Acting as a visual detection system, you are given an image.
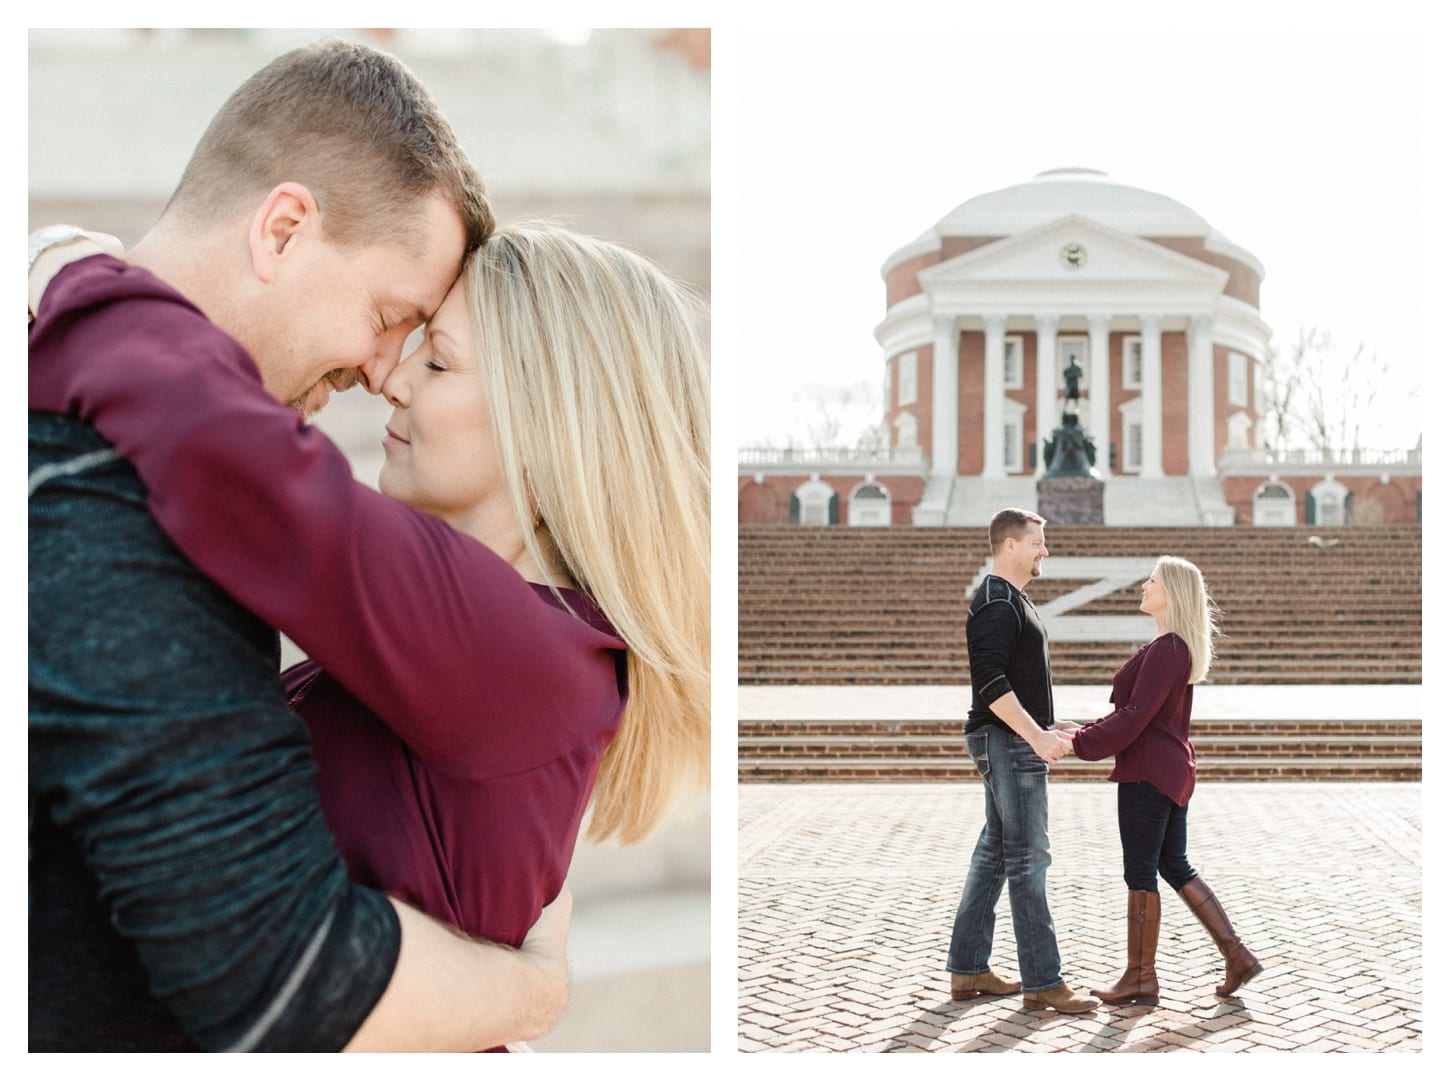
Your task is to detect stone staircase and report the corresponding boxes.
[942,475,1230,526]
[738,524,1421,686]
[737,524,1421,783]
[737,715,1421,783]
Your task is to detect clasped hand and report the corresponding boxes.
[1035,720,1081,763]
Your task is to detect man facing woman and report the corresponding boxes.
[30,220,709,959]
[32,211,706,1060]
[1070,556,1263,1006]
[32,39,707,1051]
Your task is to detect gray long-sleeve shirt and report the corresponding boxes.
[29,410,399,1045]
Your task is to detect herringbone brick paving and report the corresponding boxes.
[738,781,1421,1052]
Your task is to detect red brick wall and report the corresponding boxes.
[1220,474,1422,525]
[883,237,1002,307]
[1147,236,1261,309]
[1108,332,1127,472]
[1214,346,1261,455]
[1018,332,1038,468]
[958,331,984,474]
[1161,331,1188,475]
[917,348,934,462]
[884,351,923,456]
[738,477,791,524]
[884,250,941,308]
[941,236,1002,262]
[737,475,927,525]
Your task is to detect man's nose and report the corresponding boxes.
[355,343,406,395]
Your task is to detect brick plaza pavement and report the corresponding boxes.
[738,781,1421,1053]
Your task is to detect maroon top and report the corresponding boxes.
[29,256,628,946]
[1072,632,1197,806]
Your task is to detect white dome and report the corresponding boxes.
[933,168,1209,237]
[888,167,1261,281]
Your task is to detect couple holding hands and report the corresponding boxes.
[946,508,1263,1013]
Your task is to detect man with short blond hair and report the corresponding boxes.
[943,508,1098,1013]
[30,40,561,1052]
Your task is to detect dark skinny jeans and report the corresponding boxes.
[1117,780,1198,893]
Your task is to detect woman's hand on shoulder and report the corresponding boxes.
[29,226,125,322]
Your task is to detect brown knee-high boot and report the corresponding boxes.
[1093,890,1160,1006]
[1177,876,1262,996]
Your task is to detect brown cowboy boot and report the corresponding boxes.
[1093,890,1160,1006]
[1021,982,1099,1013]
[950,969,1022,1000]
[1178,876,1263,996]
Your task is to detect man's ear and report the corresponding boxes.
[247,183,321,284]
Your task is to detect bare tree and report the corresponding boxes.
[1257,325,1320,455]
[1302,339,1387,458]
[1259,324,1408,457]
[791,379,882,450]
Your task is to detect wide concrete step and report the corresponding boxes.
[738,661,1423,683]
[740,717,1419,766]
[736,686,1422,782]
[737,757,1423,782]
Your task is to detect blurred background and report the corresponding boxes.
[28,26,711,1052]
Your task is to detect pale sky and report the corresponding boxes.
[734,30,1429,452]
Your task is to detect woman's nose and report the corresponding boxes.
[380,349,420,407]
[380,368,409,408]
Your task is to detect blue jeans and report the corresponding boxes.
[1117,781,1198,892]
[946,725,1063,992]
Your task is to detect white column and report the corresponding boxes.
[1087,314,1111,461]
[1188,314,1216,476]
[1034,314,1059,476]
[931,315,959,478]
[1138,313,1164,478]
[982,314,1007,478]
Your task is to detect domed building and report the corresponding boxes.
[739,168,1421,527]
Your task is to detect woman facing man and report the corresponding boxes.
[29,222,709,1047]
[1070,556,1264,1006]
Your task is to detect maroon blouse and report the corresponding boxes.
[29,256,628,946]
[1071,632,1197,806]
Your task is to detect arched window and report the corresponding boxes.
[1252,480,1296,526]
[848,480,892,527]
[1308,478,1350,527]
[791,479,838,526]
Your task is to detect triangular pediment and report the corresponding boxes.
[918,214,1229,292]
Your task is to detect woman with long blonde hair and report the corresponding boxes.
[1069,557,1262,1006]
[465,227,710,843]
[28,223,709,1045]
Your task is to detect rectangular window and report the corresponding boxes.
[897,350,917,406]
[1123,337,1143,389]
[1126,422,1143,471]
[1004,420,1022,472]
[1003,336,1024,390]
[1228,351,1247,407]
